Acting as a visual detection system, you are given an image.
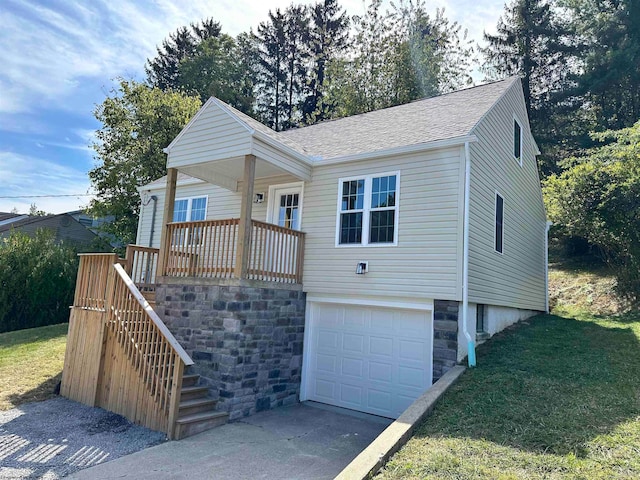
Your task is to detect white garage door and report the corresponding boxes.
[303,302,433,418]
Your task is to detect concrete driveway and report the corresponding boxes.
[66,402,392,480]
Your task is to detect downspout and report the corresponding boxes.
[545,220,552,313]
[463,142,476,367]
[148,195,158,248]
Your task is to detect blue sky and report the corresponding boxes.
[0,0,503,214]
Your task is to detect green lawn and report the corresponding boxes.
[378,308,640,479]
[0,323,68,410]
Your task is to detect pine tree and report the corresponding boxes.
[482,0,573,176]
[145,19,222,91]
[302,0,350,123]
[254,10,287,130]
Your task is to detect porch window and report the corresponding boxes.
[172,196,208,245]
[173,196,207,222]
[337,173,399,246]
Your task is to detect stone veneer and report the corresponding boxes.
[156,278,306,421]
[432,299,459,382]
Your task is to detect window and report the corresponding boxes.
[476,304,486,333]
[495,193,504,253]
[337,173,399,246]
[513,118,522,164]
[172,196,207,245]
[173,196,207,222]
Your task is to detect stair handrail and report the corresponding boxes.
[112,263,193,367]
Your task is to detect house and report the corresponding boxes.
[0,212,98,246]
[60,77,548,439]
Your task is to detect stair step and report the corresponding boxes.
[174,411,229,440]
[182,374,200,387]
[179,397,218,417]
[180,386,210,401]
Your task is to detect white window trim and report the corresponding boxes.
[334,171,400,247]
[265,181,305,230]
[513,115,523,166]
[173,195,208,222]
[494,191,504,255]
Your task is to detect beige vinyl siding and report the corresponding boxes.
[136,174,299,248]
[252,139,311,181]
[301,147,463,301]
[467,81,547,311]
[167,104,252,169]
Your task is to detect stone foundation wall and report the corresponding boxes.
[156,279,306,421]
[433,299,459,382]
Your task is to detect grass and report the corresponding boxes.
[548,256,626,315]
[0,323,68,410]
[378,308,640,479]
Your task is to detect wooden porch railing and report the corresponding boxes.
[248,220,305,284]
[160,218,304,284]
[61,254,193,439]
[124,245,159,292]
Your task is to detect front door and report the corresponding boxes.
[268,184,303,230]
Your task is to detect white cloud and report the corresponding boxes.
[0,152,94,214]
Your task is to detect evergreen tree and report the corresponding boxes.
[482,0,573,176]
[283,4,310,128]
[565,0,640,131]
[146,19,222,91]
[254,9,288,130]
[178,34,256,114]
[302,0,350,123]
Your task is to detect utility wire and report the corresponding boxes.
[0,194,93,199]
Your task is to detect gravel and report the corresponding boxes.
[0,397,166,479]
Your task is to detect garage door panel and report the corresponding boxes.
[341,357,364,377]
[305,302,433,419]
[368,361,392,383]
[399,339,427,361]
[369,336,393,357]
[343,333,364,353]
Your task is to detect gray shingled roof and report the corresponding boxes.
[277,77,518,159]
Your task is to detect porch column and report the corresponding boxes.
[157,167,178,276]
[235,155,256,279]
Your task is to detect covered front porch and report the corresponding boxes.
[155,150,308,285]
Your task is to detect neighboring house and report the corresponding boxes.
[125,76,548,422]
[0,213,98,246]
[68,210,120,247]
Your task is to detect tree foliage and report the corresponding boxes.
[0,230,79,333]
[88,79,201,244]
[177,34,255,112]
[325,0,473,118]
[544,121,640,300]
[146,19,222,90]
[482,0,574,176]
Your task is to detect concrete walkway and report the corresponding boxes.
[66,403,392,480]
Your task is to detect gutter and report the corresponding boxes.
[462,142,476,367]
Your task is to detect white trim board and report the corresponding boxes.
[305,295,434,311]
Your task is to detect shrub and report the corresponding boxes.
[544,120,640,301]
[0,229,80,333]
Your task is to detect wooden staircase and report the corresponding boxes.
[175,373,228,439]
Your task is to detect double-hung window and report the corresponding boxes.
[173,196,207,245]
[337,173,399,246]
[173,196,207,222]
